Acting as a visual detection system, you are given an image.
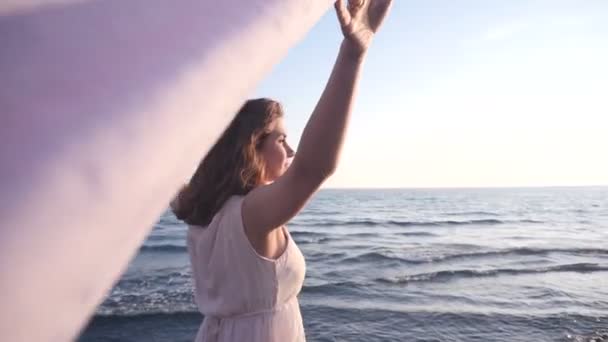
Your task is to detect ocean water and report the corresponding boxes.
[79,187,608,341]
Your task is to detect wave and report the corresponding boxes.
[291,231,335,245]
[140,244,186,253]
[92,310,202,323]
[296,237,335,245]
[138,241,608,264]
[87,307,608,342]
[294,231,436,241]
[92,302,608,323]
[342,252,420,264]
[302,281,363,295]
[376,263,608,285]
[570,330,608,342]
[306,252,348,262]
[446,211,500,216]
[349,232,381,238]
[432,247,608,263]
[297,210,343,216]
[290,231,326,238]
[397,232,437,237]
[308,247,608,265]
[519,219,544,224]
[291,218,541,228]
[146,235,172,242]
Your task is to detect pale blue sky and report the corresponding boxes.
[254,0,608,188]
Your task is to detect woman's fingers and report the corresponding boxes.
[368,0,393,32]
[334,0,351,30]
[347,0,364,10]
[337,0,393,38]
[347,0,366,17]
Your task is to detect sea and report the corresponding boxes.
[79,187,608,341]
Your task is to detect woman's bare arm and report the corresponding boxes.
[244,0,393,234]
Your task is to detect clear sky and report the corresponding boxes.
[254,0,608,188]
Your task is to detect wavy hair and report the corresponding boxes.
[171,98,283,226]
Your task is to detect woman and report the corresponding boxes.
[172,0,392,340]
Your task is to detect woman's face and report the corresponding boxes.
[259,117,295,183]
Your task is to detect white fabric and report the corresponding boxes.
[0,0,332,340]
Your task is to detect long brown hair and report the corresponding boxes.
[172,98,283,226]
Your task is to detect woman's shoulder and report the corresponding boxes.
[227,193,246,203]
[205,195,246,227]
[222,194,245,212]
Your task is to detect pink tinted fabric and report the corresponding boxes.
[0,1,332,339]
[187,195,307,342]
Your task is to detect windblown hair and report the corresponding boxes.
[171,98,283,226]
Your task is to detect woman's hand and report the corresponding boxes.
[335,0,393,58]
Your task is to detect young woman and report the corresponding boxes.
[172,1,392,340]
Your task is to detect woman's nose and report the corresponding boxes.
[286,144,295,158]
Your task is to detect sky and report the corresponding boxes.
[254,0,608,188]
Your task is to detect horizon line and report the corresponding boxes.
[322,184,608,190]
